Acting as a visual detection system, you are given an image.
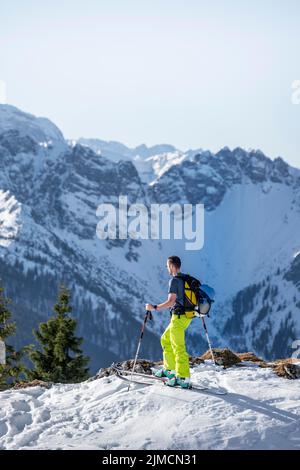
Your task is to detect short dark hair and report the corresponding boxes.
[167,256,181,269]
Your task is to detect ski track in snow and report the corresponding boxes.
[0,362,300,450]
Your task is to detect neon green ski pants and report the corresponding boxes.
[161,314,192,378]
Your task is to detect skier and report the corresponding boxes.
[145,255,192,389]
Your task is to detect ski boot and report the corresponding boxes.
[165,376,192,389]
[154,368,176,379]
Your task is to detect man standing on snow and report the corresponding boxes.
[145,255,192,389]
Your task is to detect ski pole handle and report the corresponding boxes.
[140,310,151,339]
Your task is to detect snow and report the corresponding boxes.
[0,104,65,143]
[133,151,187,184]
[0,190,21,247]
[0,363,299,450]
[75,139,178,164]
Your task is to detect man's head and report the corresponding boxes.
[167,255,181,275]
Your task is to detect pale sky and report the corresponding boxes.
[1,0,300,167]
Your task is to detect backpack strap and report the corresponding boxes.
[175,273,186,309]
[170,273,186,318]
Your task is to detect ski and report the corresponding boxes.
[114,370,157,387]
[111,364,182,385]
[112,365,228,395]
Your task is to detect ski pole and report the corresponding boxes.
[200,314,217,369]
[127,310,152,391]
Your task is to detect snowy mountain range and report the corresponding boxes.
[0,104,300,372]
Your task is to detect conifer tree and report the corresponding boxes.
[30,285,89,383]
[0,285,29,390]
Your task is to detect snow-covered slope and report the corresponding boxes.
[1,362,300,450]
[0,104,300,371]
[0,104,64,144]
[0,190,21,247]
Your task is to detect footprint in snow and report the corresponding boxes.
[9,411,33,433]
[35,408,51,424]
[0,421,8,438]
[11,400,31,412]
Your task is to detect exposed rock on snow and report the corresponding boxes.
[201,348,242,368]
[13,380,53,390]
[237,352,268,367]
[189,355,205,365]
[270,359,300,380]
[95,358,163,379]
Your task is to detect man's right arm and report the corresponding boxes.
[155,293,176,311]
[145,278,178,311]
